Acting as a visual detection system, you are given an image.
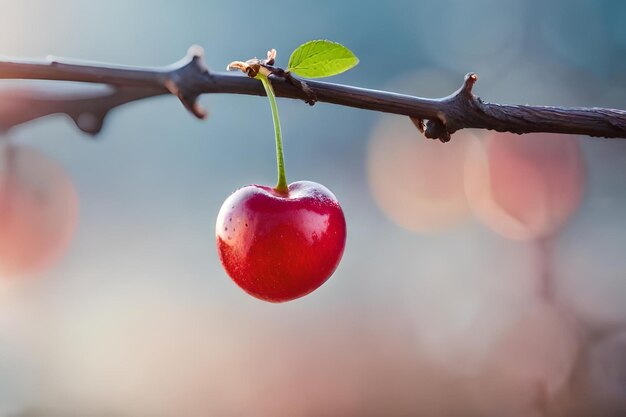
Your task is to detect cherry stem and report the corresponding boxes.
[257,73,288,193]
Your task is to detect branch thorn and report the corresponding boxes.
[462,72,478,95]
[410,117,425,133]
[74,111,105,135]
[165,46,212,120]
[424,119,451,143]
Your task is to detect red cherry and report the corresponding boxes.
[216,181,346,303]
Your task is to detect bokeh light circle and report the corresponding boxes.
[464,133,585,241]
[0,144,78,277]
[368,117,477,233]
[484,302,580,396]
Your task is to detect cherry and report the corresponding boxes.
[216,181,346,302]
[218,55,346,302]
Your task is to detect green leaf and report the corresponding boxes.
[287,40,359,79]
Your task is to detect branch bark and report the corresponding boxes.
[0,46,624,142]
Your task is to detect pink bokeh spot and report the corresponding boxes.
[0,145,79,278]
[368,118,477,233]
[465,133,586,241]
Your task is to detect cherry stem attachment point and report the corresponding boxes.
[256,73,288,193]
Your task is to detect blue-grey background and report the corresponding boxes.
[0,0,625,415]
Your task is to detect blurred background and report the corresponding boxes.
[0,0,625,415]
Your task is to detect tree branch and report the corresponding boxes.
[0,86,163,134]
[0,46,624,142]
